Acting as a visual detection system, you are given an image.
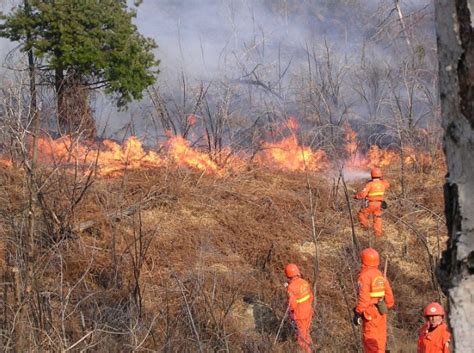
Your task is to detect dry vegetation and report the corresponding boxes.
[0,154,447,352]
[0,1,446,351]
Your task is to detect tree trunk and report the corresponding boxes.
[55,69,96,138]
[435,0,474,351]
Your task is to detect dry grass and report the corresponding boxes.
[0,161,447,352]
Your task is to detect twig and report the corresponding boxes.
[339,170,361,255]
[385,211,440,293]
[273,305,289,345]
[336,271,361,352]
[172,274,204,353]
[73,193,159,232]
[64,330,94,352]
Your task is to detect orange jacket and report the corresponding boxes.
[417,322,451,353]
[287,277,314,320]
[355,266,394,318]
[355,178,390,202]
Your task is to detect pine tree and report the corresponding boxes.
[0,0,159,136]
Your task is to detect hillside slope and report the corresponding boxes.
[0,161,446,352]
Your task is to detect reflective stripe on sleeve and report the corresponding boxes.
[296,294,311,303]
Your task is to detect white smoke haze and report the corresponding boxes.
[136,0,365,81]
[341,167,371,182]
[0,0,437,146]
[130,0,437,136]
[134,0,433,78]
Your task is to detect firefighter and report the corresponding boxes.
[354,167,390,237]
[285,263,314,352]
[353,248,395,353]
[417,302,451,352]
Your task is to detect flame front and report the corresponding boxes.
[96,137,164,176]
[344,124,359,160]
[258,135,326,171]
[0,118,441,177]
[256,118,327,172]
[167,136,222,175]
[32,136,164,176]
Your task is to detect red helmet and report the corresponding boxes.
[424,302,445,316]
[284,263,301,278]
[360,248,380,267]
[371,167,382,178]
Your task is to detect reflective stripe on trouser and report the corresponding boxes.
[362,311,387,353]
[357,202,383,237]
[294,317,313,353]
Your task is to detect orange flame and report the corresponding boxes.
[96,137,164,176]
[344,124,359,158]
[366,145,398,168]
[351,145,436,171]
[0,119,442,177]
[0,158,12,167]
[167,136,222,175]
[254,118,327,171]
[34,136,164,176]
[402,147,436,170]
[187,114,197,125]
[256,135,326,172]
[287,117,299,131]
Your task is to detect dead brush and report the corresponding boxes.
[0,152,448,351]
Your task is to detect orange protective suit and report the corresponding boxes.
[355,178,390,237]
[287,277,314,352]
[355,265,395,353]
[417,322,451,353]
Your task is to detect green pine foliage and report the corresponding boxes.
[0,0,159,108]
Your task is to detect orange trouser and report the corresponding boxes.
[294,317,313,352]
[362,311,387,353]
[357,201,383,237]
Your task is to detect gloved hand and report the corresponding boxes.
[352,309,362,326]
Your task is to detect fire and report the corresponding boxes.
[366,145,398,168]
[33,136,164,176]
[0,118,442,177]
[344,124,359,159]
[348,144,437,171]
[167,136,222,175]
[96,137,164,176]
[402,147,436,170]
[187,114,197,125]
[0,158,12,167]
[1,134,229,176]
[255,119,327,171]
[257,136,326,171]
[342,127,400,169]
[36,136,74,161]
[287,116,299,131]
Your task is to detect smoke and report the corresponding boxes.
[135,0,368,81]
[0,0,436,141]
[134,0,433,80]
[341,167,371,182]
[106,0,439,139]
